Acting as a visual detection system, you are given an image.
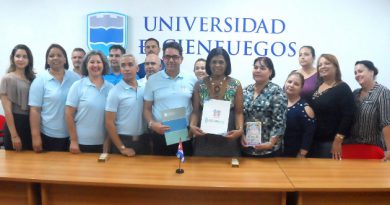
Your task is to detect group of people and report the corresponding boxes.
[1,40,389,161]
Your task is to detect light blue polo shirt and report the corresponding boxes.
[29,70,80,138]
[66,77,113,145]
[105,80,145,136]
[143,70,196,123]
[103,72,123,85]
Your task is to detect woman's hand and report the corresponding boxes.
[32,134,43,153]
[189,125,205,137]
[69,140,81,154]
[120,147,136,157]
[241,135,248,147]
[297,149,308,158]
[226,129,243,139]
[332,135,343,160]
[11,136,22,151]
[383,151,390,162]
[254,142,274,151]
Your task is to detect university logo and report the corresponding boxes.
[87,12,128,56]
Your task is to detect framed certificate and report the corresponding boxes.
[245,122,262,146]
[200,99,231,135]
[161,107,189,145]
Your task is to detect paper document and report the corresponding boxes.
[162,107,189,145]
[200,99,231,135]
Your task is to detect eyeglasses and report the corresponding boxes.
[163,55,181,61]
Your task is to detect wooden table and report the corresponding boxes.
[0,150,292,205]
[277,158,390,205]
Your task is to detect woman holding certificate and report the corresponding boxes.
[242,57,287,157]
[189,47,244,157]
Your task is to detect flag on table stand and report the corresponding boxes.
[176,139,185,174]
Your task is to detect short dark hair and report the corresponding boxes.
[253,57,275,80]
[145,38,160,48]
[72,47,86,55]
[355,60,378,76]
[163,41,183,57]
[205,47,231,76]
[45,44,69,70]
[109,45,126,54]
[81,50,110,76]
[300,46,316,58]
[8,44,35,81]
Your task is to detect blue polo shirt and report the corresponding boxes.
[103,72,122,85]
[143,70,196,123]
[105,80,145,136]
[29,70,80,138]
[66,78,113,145]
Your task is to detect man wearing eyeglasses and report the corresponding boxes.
[137,38,166,79]
[143,41,195,156]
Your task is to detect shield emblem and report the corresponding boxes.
[87,12,128,56]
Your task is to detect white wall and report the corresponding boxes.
[1,0,389,114]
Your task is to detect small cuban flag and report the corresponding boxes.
[176,138,185,163]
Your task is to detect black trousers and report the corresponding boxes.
[79,144,103,153]
[4,113,32,151]
[41,133,69,152]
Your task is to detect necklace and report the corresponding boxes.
[312,81,337,99]
[209,76,226,97]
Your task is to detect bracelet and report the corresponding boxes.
[335,134,344,140]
